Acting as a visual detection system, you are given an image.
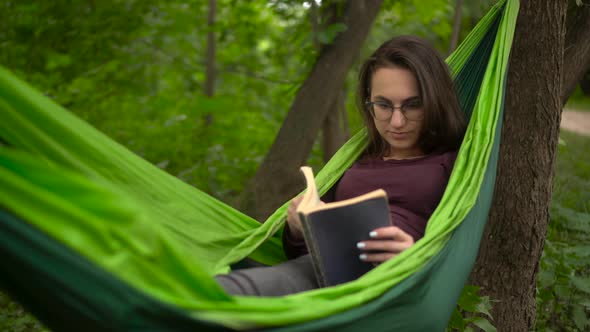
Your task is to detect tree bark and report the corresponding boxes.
[309,0,321,51]
[317,1,350,163]
[448,0,463,55]
[238,0,382,220]
[469,1,569,330]
[321,88,348,162]
[561,1,590,104]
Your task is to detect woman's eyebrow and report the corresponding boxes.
[373,95,421,103]
[403,96,422,103]
[373,95,390,103]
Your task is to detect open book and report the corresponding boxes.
[296,166,391,287]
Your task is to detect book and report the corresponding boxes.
[296,166,391,287]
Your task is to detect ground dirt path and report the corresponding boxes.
[561,110,590,136]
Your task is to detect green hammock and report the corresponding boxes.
[0,0,518,331]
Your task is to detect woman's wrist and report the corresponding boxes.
[285,222,304,241]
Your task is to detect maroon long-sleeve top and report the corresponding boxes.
[283,150,458,259]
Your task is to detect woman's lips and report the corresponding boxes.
[388,131,409,139]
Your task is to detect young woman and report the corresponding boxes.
[216,35,466,296]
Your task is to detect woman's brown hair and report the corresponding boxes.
[357,35,466,157]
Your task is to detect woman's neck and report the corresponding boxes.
[383,148,425,161]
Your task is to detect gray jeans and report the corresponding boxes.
[215,254,319,296]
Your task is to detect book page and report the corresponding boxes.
[297,166,388,215]
[297,166,321,212]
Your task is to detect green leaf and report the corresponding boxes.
[554,284,573,298]
[552,205,590,232]
[564,245,590,257]
[572,305,588,330]
[45,53,72,71]
[571,276,590,294]
[457,285,481,312]
[538,269,555,287]
[471,317,497,332]
[475,296,493,318]
[102,60,121,73]
[447,307,465,330]
[317,23,347,44]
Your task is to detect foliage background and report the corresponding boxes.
[0,0,588,331]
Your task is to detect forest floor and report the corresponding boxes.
[561,109,590,136]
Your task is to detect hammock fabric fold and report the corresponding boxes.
[0,0,518,331]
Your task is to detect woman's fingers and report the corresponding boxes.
[357,239,410,252]
[357,226,415,263]
[369,226,413,242]
[359,252,396,263]
[288,196,302,212]
[287,196,303,217]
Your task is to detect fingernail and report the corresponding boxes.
[357,242,366,249]
[359,254,367,260]
[369,231,378,238]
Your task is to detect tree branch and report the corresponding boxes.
[238,0,383,220]
[561,0,590,103]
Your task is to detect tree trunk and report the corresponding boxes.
[316,1,350,163]
[448,0,463,55]
[469,1,571,330]
[309,0,321,51]
[321,88,348,162]
[561,1,590,104]
[238,0,383,220]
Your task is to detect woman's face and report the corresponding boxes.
[369,66,424,159]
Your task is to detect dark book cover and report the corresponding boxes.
[297,167,391,287]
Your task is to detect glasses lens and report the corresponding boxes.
[368,101,424,121]
[401,102,424,120]
[371,103,392,121]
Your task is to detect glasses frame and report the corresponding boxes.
[365,100,424,122]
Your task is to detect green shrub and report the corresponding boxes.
[536,131,590,331]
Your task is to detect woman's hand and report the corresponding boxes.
[286,196,325,241]
[286,196,305,240]
[357,226,415,263]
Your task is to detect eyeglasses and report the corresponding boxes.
[365,99,424,121]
